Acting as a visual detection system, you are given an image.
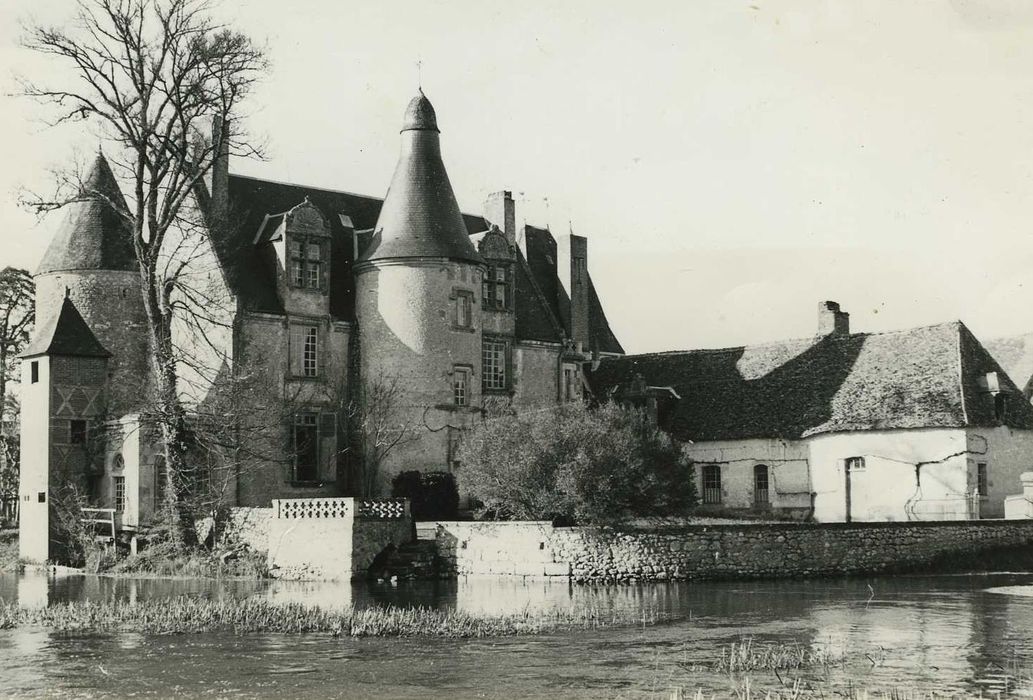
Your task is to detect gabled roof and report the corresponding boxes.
[21,296,110,359]
[588,321,1033,442]
[224,174,489,319]
[37,153,136,275]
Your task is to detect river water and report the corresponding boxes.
[1,571,1033,698]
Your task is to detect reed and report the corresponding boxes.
[713,639,845,672]
[0,597,664,637]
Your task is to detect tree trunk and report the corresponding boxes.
[144,281,198,550]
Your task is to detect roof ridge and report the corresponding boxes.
[230,172,487,224]
[615,320,965,360]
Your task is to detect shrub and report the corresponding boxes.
[456,402,697,527]
[391,470,460,520]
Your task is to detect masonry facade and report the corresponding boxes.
[589,302,1033,523]
[18,91,623,561]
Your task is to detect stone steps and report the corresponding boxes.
[370,540,445,581]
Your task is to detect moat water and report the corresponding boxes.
[1,571,1033,698]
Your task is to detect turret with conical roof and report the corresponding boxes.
[33,152,150,417]
[359,90,483,266]
[38,152,136,275]
[354,91,485,491]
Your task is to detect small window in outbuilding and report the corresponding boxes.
[846,457,866,472]
[114,476,127,512]
[702,465,722,504]
[977,462,989,497]
[30,361,39,384]
[994,394,1008,423]
[754,464,769,505]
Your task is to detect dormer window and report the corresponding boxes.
[289,239,325,291]
[483,264,510,311]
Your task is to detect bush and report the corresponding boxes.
[456,402,697,527]
[391,470,460,520]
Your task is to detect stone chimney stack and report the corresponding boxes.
[570,234,590,350]
[484,191,516,247]
[818,301,850,336]
[210,115,230,227]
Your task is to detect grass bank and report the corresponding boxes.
[0,597,664,637]
[104,540,268,579]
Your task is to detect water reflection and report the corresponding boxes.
[2,572,1033,698]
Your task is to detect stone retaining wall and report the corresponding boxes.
[434,519,1033,582]
[268,498,411,580]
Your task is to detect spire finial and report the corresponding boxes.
[64,286,71,299]
[416,57,423,91]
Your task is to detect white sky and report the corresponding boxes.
[3,0,1033,354]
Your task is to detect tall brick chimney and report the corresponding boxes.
[210,115,230,227]
[818,301,850,336]
[570,234,590,350]
[484,191,516,247]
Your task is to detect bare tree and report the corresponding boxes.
[19,0,267,549]
[0,268,34,496]
[346,374,420,497]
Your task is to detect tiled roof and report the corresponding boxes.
[588,321,1033,442]
[37,153,136,275]
[225,174,489,319]
[22,296,110,358]
[359,92,484,266]
[984,332,1033,396]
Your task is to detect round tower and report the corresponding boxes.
[35,153,150,417]
[354,91,485,489]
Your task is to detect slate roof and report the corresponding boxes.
[588,321,1033,442]
[359,92,484,266]
[522,224,623,354]
[37,153,136,275]
[22,296,110,358]
[402,90,439,132]
[985,332,1033,397]
[224,174,490,319]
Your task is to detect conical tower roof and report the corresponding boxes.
[359,91,483,265]
[37,153,137,275]
[21,295,110,358]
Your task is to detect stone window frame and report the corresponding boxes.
[482,263,511,311]
[292,411,320,484]
[288,236,328,292]
[452,365,473,407]
[481,336,510,392]
[976,462,989,498]
[289,323,321,379]
[452,288,475,331]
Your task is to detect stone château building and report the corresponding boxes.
[18,91,623,561]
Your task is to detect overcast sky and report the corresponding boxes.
[3,0,1033,354]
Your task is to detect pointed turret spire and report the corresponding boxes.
[359,91,483,265]
[37,152,136,275]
